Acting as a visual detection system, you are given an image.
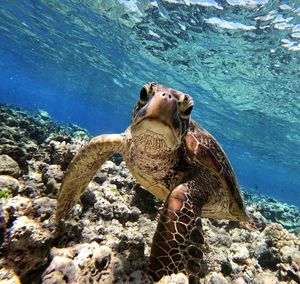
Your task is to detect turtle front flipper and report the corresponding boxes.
[148,182,208,284]
[56,134,124,221]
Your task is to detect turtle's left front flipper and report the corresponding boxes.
[56,134,123,221]
[147,181,209,284]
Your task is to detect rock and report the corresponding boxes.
[255,223,300,270]
[110,154,123,166]
[42,164,64,183]
[232,277,247,284]
[8,215,52,249]
[33,197,57,221]
[210,226,232,247]
[122,271,153,283]
[3,196,32,218]
[80,186,97,209]
[93,196,114,220]
[42,243,114,283]
[280,245,300,265]
[115,228,144,252]
[0,155,20,178]
[0,205,8,230]
[73,130,90,140]
[231,244,250,265]
[45,178,60,196]
[246,205,268,230]
[157,273,188,284]
[49,140,71,167]
[293,251,300,266]
[24,140,38,152]
[257,249,280,270]
[277,262,300,283]
[111,176,128,189]
[93,171,107,184]
[43,256,78,283]
[253,272,279,284]
[264,223,298,249]
[26,171,43,183]
[37,109,50,120]
[101,160,119,175]
[3,215,53,278]
[220,260,233,276]
[19,183,38,198]
[0,175,20,196]
[209,272,229,284]
[114,203,141,223]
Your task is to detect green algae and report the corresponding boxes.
[0,188,13,199]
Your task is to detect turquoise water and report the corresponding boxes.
[0,0,299,206]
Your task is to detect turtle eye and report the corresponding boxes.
[139,87,148,102]
[183,105,193,116]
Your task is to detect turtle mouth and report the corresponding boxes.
[131,118,180,150]
[131,91,182,149]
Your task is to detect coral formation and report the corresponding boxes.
[0,104,299,283]
[243,190,300,234]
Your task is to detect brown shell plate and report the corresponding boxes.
[184,120,249,222]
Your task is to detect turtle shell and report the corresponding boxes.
[185,120,250,222]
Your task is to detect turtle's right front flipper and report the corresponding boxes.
[56,134,123,221]
[148,181,209,284]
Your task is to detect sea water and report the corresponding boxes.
[0,0,299,207]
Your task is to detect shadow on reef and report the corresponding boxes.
[131,185,163,217]
[0,104,300,283]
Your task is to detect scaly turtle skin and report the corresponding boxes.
[56,82,250,283]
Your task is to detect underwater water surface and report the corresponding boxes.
[0,0,299,206]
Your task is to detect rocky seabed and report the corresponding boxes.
[0,104,299,284]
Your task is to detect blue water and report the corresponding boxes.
[0,0,299,206]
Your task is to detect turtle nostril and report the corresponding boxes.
[161,93,172,100]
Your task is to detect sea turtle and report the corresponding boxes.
[56,82,250,283]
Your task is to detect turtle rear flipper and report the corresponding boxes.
[56,134,123,221]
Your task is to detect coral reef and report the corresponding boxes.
[0,104,299,283]
[243,190,300,234]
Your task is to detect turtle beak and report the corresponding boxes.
[132,92,182,148]
[146,93,179,125]
[135,92,181,132]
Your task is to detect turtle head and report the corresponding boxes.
[131,82,194,150]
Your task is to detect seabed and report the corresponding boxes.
[0,104,299,283]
